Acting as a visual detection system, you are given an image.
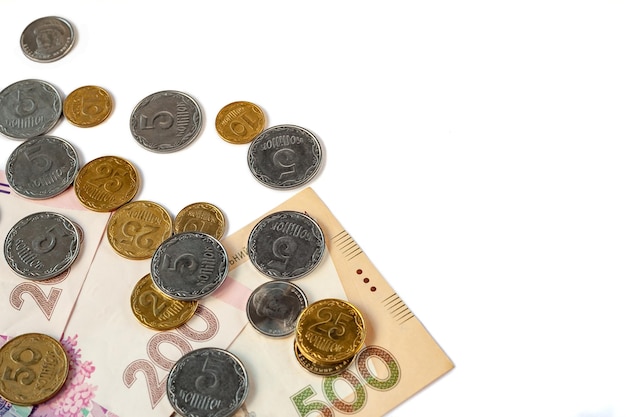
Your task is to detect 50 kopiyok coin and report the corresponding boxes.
[0,332,69,406]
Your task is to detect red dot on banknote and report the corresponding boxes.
[363,278,370,283]
[356,269,363,274]
[370,286,376,292]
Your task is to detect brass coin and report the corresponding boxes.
[74,155,140,212]
[63,85,113,127]
[173,202,226,240]
[130,273,198,330]
[107,200,172,259]
[0,333,68,406]
[293,339,354,376]
[295,298,366,365]
[215,101,266,144]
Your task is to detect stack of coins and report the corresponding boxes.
[294,298,367,376]
[0,333,69,406]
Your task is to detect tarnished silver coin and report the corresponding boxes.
[246,280,308,337]
[247,124,323,189]
[247,210,325,280]
[151,232,228,301]
[129,90,203,153]
[5,135,79,199]
[0,79,63,140]
[20,16,76,63]
[4,211,80,281]
[167,347,248,417]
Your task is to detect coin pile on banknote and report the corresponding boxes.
[0,333,69,406]
[294,298,367,376]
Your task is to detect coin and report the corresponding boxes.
[0,333,69,406]
[174,202,226,240]
[4,211,80,281]
[246,280,307,337]
[5,135,79,199]
[247,124,323,189]
[130,90,203,153]
[151,232,228,301]
[247,210,325,280]
[63,85,113,127]
[107,200,173,260]
[0,79,63,140]
[293,340,354,376]
[130,273,198,330]
[215,101,265,144]
[295,298,366,365]
[74,155,140,212]
[20,16,75,63]
[167,347,248,417]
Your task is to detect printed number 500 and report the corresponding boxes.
[291,345,400,417]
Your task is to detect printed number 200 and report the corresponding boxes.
[291,345,400,417]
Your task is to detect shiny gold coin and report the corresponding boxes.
[74,155,140,212]
[130,273,198,330]
[215,101,266,144]
[293,339,354,376]
[0,333,69,406]
[173,202,226,240]
[295,298,366,365]
[63,85,113,127]
[107,200,172,259]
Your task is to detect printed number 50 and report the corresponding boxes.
[291,345,400,417]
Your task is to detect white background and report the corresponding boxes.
[2,1,626,416]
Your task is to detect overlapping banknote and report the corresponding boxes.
[2,184,453,417]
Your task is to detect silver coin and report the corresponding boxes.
[129,90,203,153]
[151,232,228,301]
[247,124,323,189]
[4,211,80,281]
[20,16,76,63]
[246,280,307,337]
[167,347,248,417]
[0,79,63,140]
[247,210,325,280]
[5,135,79,199]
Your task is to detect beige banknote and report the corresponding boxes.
[0,170,111,340]
[219,187,454,417]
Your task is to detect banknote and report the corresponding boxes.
[28,227,252,417]
[0,169,111,340]
[219,187,454,417]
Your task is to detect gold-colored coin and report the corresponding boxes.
[63,85,113,127]
[293,340,354,376]
[173,202,226,240]
[295,298,366,365]
[130,273,198,330]
[107,200,172,259]
[74,155,140,212]
[215,101,266,144]
[0,333,69,406]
